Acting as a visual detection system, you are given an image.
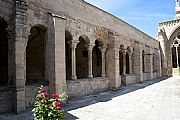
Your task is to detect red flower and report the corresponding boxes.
[38,87,45,93]
[44,92,49,97]
[53,94,59,98]
[54,101,61,106]
[40,89,45,93]
[57,106,62,110]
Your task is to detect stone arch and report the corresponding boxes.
[0,17,8,86]
[65,30,73,80]
[26,24,47,84]
[120,44,125,50]
[167,26,180,75]
[92,38,105,46]
[127,46,132,52]
[76,35,90,78]
[92,40,102,77]
[0,13,10,22]
[168,25,180,43]
[27,20,48,38]
[80,35,90,45]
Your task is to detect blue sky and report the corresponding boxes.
[84,0,175,38]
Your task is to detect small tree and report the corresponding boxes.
[32,86,68,120]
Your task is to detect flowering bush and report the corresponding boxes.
[32,86,68,120]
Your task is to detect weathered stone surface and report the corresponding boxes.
[0,0,164,114]
[67,77,109,97]
[158,0,180,76]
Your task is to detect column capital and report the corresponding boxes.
[85,44,95,51]
[120,49,127,55]
[99,46,108,53]
[68,40,79,48]
[127,51,133,56]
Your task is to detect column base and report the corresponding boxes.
[88,75,93,78]
[14,90,26,114]
[101,74,106,77]
[72,75,77,80]
[122,73,126,76]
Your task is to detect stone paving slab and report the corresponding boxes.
[0,77,180,120]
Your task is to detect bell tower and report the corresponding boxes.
[175,0,180,19]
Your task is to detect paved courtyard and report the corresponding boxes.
[66,77,180,120]
[0,77,180,120]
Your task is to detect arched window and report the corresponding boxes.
[153,54,155,72]
[126,53,130,74]
[26,25,47,85]
[92,40,102,77]
[142,50,145,72]
[119,51,123,75]
[76,36,89,78]
[172,47,176,68]
[65,31,72,80]
[0,18,8,86]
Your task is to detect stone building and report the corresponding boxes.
[158,0,180,76]
[0,0,163,114]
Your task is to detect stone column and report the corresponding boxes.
[145,46,153,79]
[175,46,179,68]
[68,40,79,80]
[100,47,107,77]
[129,52,133,74]
[158,29,168,76]
[122,50,127,75]
[133,42,143,82]
[106,32,121,89]
[13,0,28,114]
[87,44,95,78]
[48,13,67,95]
[155,49,162,77]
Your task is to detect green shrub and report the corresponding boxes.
[32,86,68,120]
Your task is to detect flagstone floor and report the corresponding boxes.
[66,77,180,120]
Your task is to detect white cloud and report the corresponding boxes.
[123,12,172,20]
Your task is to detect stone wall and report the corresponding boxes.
[27,0,159,48]
[0,0,163,114]
[0,87,13,113]
[25,86,49,107]
[67,77,109,97]
[121,75,137,86]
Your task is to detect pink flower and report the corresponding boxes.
[53,94,59,98]
[38,87,45,93]
[44,92,49,97]
[57,106,62,110]
[54,101,61,106]
[40,89,45,93]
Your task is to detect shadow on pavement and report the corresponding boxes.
[65,77,169,119]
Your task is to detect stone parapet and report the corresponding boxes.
[67,77,109,98]
[159,19,180,27]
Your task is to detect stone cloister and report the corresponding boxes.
[0,0,164,114]
[158,0,180,76]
